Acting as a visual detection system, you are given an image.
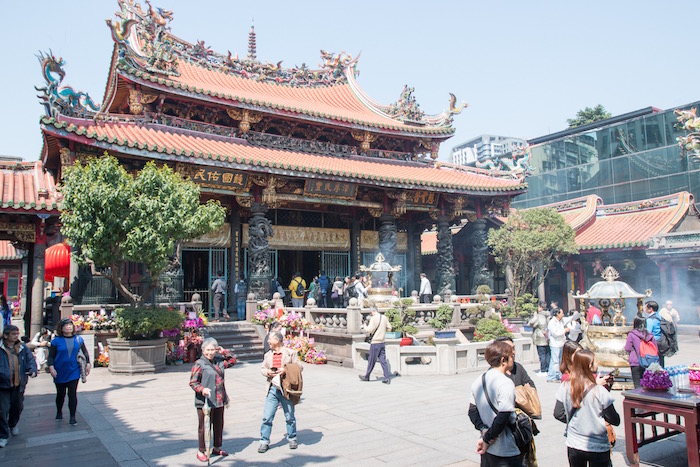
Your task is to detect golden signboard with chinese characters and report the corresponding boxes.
[360,231,407,252]
[407,190,438,207]
[191,167,248,191]
[303,180,357,200]
[242,225,350,251]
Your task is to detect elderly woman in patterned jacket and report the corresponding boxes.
[189,338,236,463]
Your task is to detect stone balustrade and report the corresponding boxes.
[352,336,536,376]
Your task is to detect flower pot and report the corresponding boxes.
[385,332,401,339]
[434,330,456,339]
[107,337,168,374]
[400,337,413,346]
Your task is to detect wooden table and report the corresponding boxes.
[622,388,700,466]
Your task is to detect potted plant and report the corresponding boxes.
[473,315,513,342]
[429,303,456,338]
[385,298,418,345]
[108,307,184,374]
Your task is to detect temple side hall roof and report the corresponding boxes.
[0,160,60,214]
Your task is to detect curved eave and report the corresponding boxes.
[115,63,455,139]
[41,117,524,195]
[578,241,649,251]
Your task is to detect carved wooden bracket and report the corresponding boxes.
[235,195,251,208]
[387,191,407,217]
[128,87,158,115]
[251,175,287,208]
[368,207,383,218]
[351,130,378,152]
[226,108,263,133]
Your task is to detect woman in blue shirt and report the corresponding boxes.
[48,318,90,426]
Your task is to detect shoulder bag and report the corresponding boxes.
[482,373,533,451]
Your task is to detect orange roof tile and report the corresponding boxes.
[539,194,601,231]
[573,192,693,251]
[42,117,525,193]
[0,241,20,261]
[0,161,60,213]
[120,60,454,136]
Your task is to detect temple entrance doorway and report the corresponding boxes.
[277,250,321,289]
[183,247,227,315]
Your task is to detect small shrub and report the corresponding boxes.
[499,304,515,318]
[476,284,492,296]
[429,304,453,330]
[516,293,538,318]
[474,317,513,342]
[114,307,184,340]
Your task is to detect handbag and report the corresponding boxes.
[515,384,542,419]
[482,373,533,451]
[606,422,616,447]
[331,290,339,300]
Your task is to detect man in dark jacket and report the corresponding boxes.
[495,336,536,389]
[0,325,37,446]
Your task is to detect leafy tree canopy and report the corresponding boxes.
[567,105,612,128]
[60,153,226,306]
[487,208,578,312]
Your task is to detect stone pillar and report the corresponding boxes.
[537,267,546,304]
[19,254,28,324]
[470,218,490,294]
[346,300,362,334]
[407,222,422,294]
[351,219,361,274]
[30,235,47,338]
[659,262,669,300]
[378,214,397,266]
[437,215,456,296]
[247,202,272,300]
[670,263,679,303]
[505,265,514,305]
[228,210,241,315]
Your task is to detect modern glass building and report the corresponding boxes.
[512,103,700,209]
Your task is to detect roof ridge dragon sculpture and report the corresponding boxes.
[475,145,532,178]
[35,50,101,118]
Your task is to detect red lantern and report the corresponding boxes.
[45,242,71,283]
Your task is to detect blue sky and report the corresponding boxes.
[2,1,699,161]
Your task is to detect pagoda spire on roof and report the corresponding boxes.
[248,19,256,61]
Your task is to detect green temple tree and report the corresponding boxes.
[567,104,611,128]
[60,153,226,306]
[487,208,578,313]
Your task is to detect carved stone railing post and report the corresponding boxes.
[346,298,362,334]
[450,295,461,327]
[470,218,491,293]
[247,202,272,300]
[245,293,257,321]
[60,295,74,320]
[305,297,317,323]
[436,215,455,296]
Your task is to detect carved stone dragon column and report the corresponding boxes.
[470,218,492,293]
[378,214,398,267]
[437,215,455,296]
[247,202,273,299]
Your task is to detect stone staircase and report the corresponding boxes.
[203,321,264,363]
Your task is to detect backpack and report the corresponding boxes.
[657,320,678,357]
[294,279,304,297]
[344,284,358,301]
[633,337,659,368]
[237,280,247,297]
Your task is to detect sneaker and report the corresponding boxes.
[0,438,7,448]
[196,451,208,462]
[358,375,369,381]
[258,444,268,453]
[382,378,391,384]
[69,417,77,426]
[56,412,63,420]
[10,426,19,436]
[289,439,298,449]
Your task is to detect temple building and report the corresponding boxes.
[38,1,525,310]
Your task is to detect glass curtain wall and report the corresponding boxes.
[513,101,700,208]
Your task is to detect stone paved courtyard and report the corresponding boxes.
[1,332,698,466]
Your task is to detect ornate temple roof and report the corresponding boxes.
[41,116,525,193]
[0,241,21,261]
[0,160,60,214]
[547,192,697,251]
[100,0,465,137]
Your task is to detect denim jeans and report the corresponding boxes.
[547,345,563,381]
[536,345,550,373]
[237,298,246,320]
[260,387,296,445]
